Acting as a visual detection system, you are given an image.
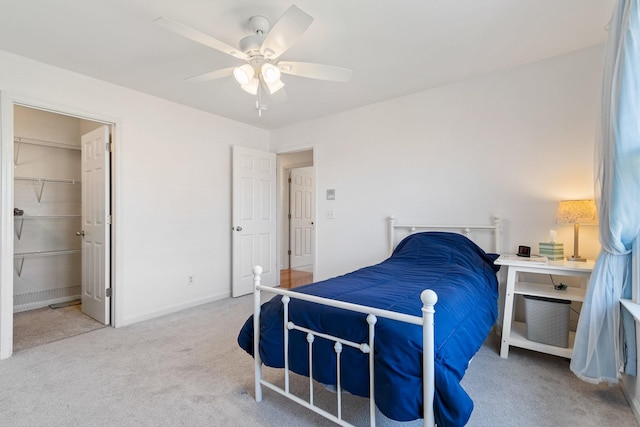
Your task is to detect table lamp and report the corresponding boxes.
[555,199,597,262]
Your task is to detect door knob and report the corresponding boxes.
[234,226,243,231]
[76,230,85,237]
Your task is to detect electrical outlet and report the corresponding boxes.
[187,275,194,286]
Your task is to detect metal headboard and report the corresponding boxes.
[388,215,502,256]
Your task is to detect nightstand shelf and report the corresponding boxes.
[495,255,593,359]
[509,321,576,359]
[514,281,585,302]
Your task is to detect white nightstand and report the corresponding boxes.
[495,255,594,359]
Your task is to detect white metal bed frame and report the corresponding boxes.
[252,215,501,427]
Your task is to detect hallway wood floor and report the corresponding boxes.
[280,269,313,289]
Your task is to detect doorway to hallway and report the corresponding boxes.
[278,149,314,284]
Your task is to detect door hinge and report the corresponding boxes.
[106,215,112,225]
[105,141,111,152]
[288,250,292,255]
[288,177,291,183]
[288,213,291,219]
[106,288,112,298]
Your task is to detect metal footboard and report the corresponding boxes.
[252,265,437,427]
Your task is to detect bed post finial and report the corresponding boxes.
[253,265,263,278]
[421,289,438,308]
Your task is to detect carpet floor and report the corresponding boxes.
[0,294,637,426]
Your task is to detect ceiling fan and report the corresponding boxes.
[155,5,352,116]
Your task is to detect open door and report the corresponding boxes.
[232,145,277,297]
[79,126,110,324]
[289,167,314,270]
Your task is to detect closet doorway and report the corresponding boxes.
[278,149,314,288]
[11,105,113,352]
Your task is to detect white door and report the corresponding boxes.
[232,146,277,297]
[80,126,110,324]
[289,168,314,269]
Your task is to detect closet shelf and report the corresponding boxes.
[13,249,81,277]
[15,176,80,184]
[14,136,81,166]
[14,215,81,241]
[14,176,80,204]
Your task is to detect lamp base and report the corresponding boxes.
[567,255,587,262]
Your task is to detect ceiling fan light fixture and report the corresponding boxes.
[265,79,285,95]
[157,5,353,116]
[263,48,276,59]
[261,63,281,84]
[233,64,255,85]
[241,77,260,95]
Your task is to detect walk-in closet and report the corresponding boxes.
[13,106,108,351]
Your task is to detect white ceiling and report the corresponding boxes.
[0,0,615,130]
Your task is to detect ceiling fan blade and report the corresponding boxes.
[185,67,235,83]
[260,5,313,60]
[154,17,249,61]
[278,61,352,82]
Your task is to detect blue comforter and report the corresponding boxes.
[237,232,500,426]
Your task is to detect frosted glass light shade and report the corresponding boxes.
[241,78,259,95]
[265,79,284,94]
[233,64,255,85]
[261,63,281,84]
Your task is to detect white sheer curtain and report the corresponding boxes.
[570,0,640,383]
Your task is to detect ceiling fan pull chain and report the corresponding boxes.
[256,85,266,117]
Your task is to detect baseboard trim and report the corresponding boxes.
[119,292,230,327]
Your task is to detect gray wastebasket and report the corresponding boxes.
[523,295,570,348]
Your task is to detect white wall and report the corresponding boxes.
[0,43,606,357]
[270,46,604,282]
[0,49,269,338]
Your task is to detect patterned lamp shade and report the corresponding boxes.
[555,199,597,261]
[556,200,598,225]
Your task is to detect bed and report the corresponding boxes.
[237,216,502,427]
